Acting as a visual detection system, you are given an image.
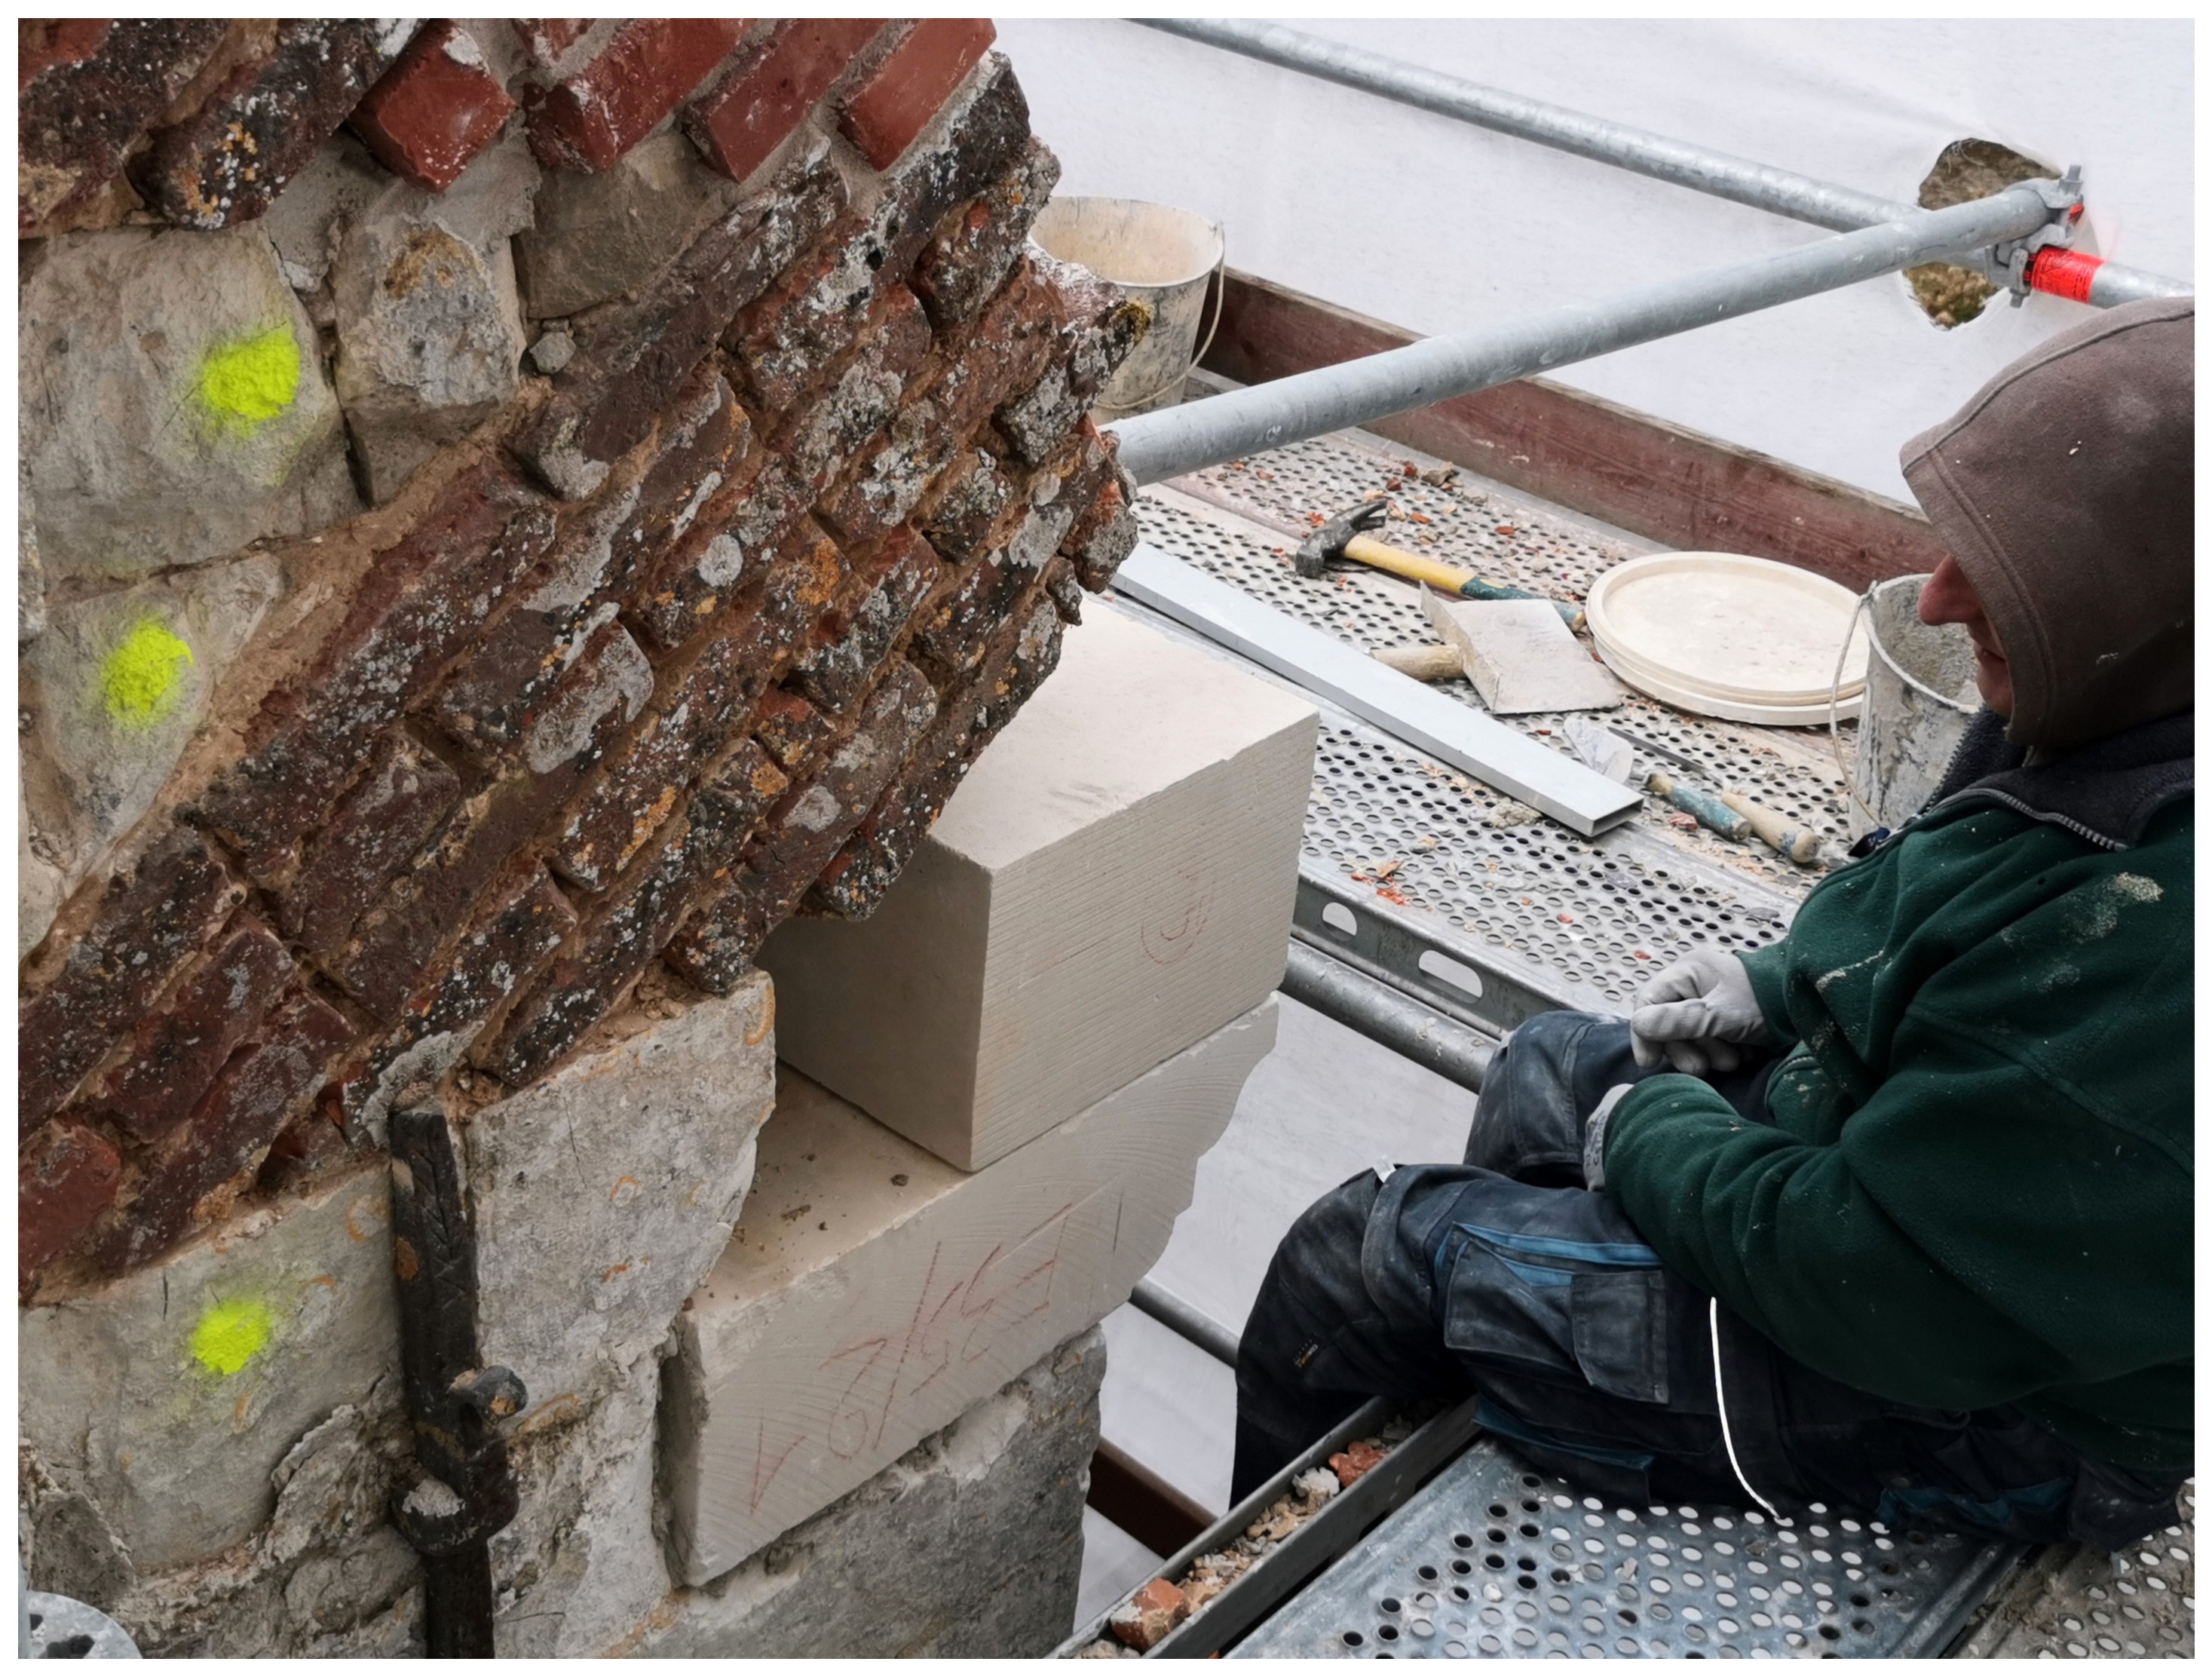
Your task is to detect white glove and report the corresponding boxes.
[1630,948,1770,1075]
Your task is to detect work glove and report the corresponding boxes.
[1629,948,1770,1076]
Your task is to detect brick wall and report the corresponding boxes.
[18,19,1146,1301]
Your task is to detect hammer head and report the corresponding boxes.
[1292,498,1390,578]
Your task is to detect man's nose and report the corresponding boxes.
[1917,554,1981,628]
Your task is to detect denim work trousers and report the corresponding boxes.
[1231,1011,2184,1550]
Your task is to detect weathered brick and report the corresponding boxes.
[835,19,997,170]
[89,986,355,1274]
[685,18,882,183]
[513,150,844,499]
[868,49,1031,278]
[348,21,517,193]
[20,1121,121,1298]
[479,783,759,1086]
[726,212,894,413]
[332,867,578,1142]
[810,595,1063,918]
[528,17,746,173]
[332,621,648,1017]
[911,136,1060,330]
[254,1104,352,1195]
[17,19,228,231]
[997,256,1152,464]
[196,463,556,871]
[666,658,938,988]
[20,832,244,1136]
[133,20,412,228]
[614,372,755,584]
[921,446,1016,560]
[513,20,598,69]
[18,19,113,90]
[908,551,1007,680]
[277,733,464,957]
[791,528,942,715]
[749,685,836,772]
[1067,477,1140,593]
[92,913,296,1142]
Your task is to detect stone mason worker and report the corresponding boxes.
[1233,296,2192,1550]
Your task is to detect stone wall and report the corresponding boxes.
[18,17,1144,1656]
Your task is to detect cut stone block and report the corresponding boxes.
[18,1164,400,1574]
[762,605,1316,1170]
[663,998,1277,1583]
[20,226,357,583]
[514,128,744,320]
[1422,592,1622,715]
[632,1326,1103,1657]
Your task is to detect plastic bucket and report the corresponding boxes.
[1028,195,1224,420]
[1833,575,1980,838]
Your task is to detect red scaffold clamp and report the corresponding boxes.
[2025,245,2104,305]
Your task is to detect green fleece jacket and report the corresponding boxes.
[1601,795,2192,1471]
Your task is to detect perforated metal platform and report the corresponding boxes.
[1228,1439,2020,1660]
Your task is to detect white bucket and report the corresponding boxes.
[1029,195,1224,421]
[1831,575,1981,838]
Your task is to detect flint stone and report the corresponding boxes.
[19,1165,401,1575]
[22,557,282,892]
[467,970,777,1415]
[630,1326,1103,1656]
[22,227,357,582]
[516,129,746,319]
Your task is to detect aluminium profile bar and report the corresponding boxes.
[1139,18,2190,309]
[1106,182,2060,486]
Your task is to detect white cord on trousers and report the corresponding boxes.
[1711,1298,1782,1521]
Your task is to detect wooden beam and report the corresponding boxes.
[1202,270,1946,593]
[1087,1439,1215,1559]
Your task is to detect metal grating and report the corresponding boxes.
[1953,1485,2194,1659]
[1229,1439,2018,1660]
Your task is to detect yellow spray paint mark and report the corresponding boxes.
[194,323,301,436]
[100,617,195,731]
[189,1297,276,1377]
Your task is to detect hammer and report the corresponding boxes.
[1293,498,1585,631]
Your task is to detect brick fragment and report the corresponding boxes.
[908,552,1007,680]
[20,832,244,1136]
[998,254,1153,464]
[513,20,598,69]
[20,1122,121,1298]
[1067,478,1140,593]
[685,19,883,183]
[513,150,844,499]
[791,529,942,715]
[332,622,648,1017]
[277,733,464,956]
[911,137,1061,330]
[666,659,939,989]
[480,778,763,1085]
[332,868,578,1142]
[1110,1577,1190,1652]
[90,986,355,1274]
[133,20,412,228]
[196,463,556,871]
[921,447,1016,560]
[750,686,838,773]
[835,19,997,170]
[17,20,228,231]
[93,913,297,1142]
[867,49,1030,278]
[348,21,518,193]
[528,17,746,173]
[255,1105,352,1194]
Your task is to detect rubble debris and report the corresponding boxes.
[1107,1577,1189,1651]
[1328,1439,1386,1487]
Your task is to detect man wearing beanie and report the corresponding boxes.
[1231,298,2192,1551]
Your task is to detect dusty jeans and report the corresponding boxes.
[1231,1010,2184,1550]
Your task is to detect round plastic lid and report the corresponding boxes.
[1588,552,1869,722]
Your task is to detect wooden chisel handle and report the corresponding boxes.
[1720,790,1822,864]
[1341,533,1586,631]
[1646,773,1751,842]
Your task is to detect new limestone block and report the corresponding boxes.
[663,998,1278,1583]
[1423,592,1622,716]
[761,605,1317,1170]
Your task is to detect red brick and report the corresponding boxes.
[255,1105,351,1195]
[920,447,1015,560]
[869,51,1031,279]
[17,19,228,231]
[20,832,244,1136]
[908,550,1006,680]
[1067,477,1139,593]
[751,685,838,774]
[790,528,942,715]
[725,212,895,414]
[332,622,647,1017]
[93,913,296,1142]
[197,463,555,872]
[666,658,938,988]
[332,868,578,1140]
[18,20,112,90]
[348,21,517,193]
[686,18,883,183]
[911,136,1059,330]
[20,1122,121,1298]
[835,19,996,170]
[513,19,597,69]
[90,987,356,1274]
[277,732,464,957]
[132,20,412,228]
[513,151,844,498]
[527,17,746,173]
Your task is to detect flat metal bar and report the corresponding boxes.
[1138,19,2190,308]
[1282,943,1495,1094]
[1107,185,2057,486]
[1111,544,1643,835]
[1130,1277,1242,1368]
[1090,1439,1218,1557]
